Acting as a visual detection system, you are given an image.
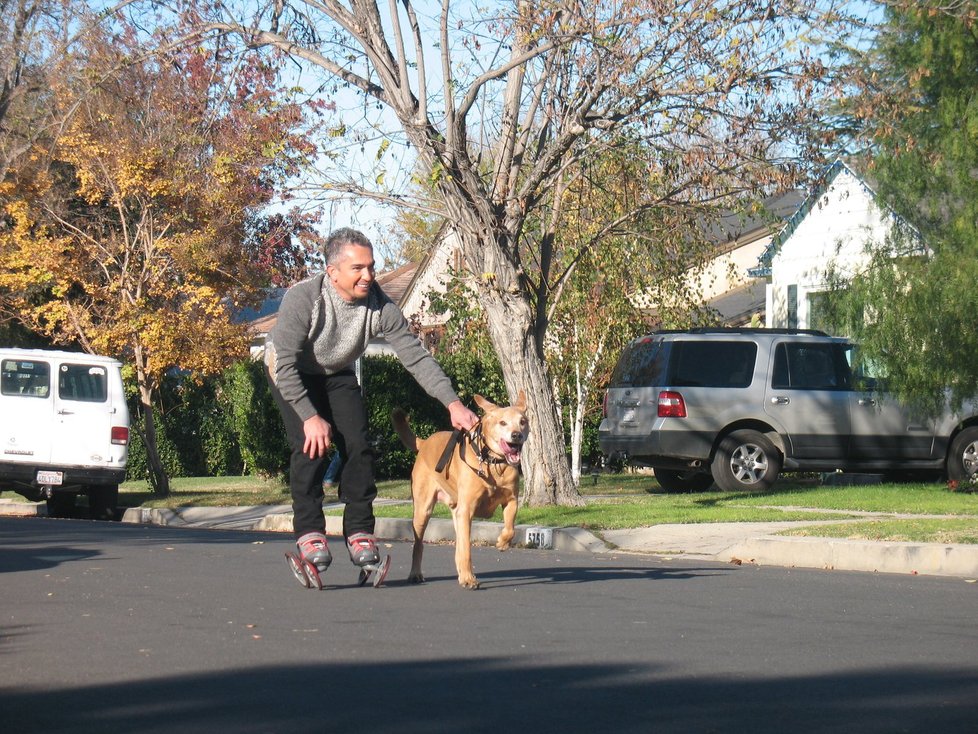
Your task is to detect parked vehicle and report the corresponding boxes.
[0,349,130,518]
[598,328,978,492]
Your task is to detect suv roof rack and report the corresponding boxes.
[650,327,830,337]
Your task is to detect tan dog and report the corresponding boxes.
[391,392,529,589]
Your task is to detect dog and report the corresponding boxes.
[391,392,529,589]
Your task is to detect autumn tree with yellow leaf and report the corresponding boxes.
[0,15,320,495]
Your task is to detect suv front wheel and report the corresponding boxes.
[947,426,978,487]
[712,430,782,492]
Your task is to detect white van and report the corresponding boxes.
[0,349,130,518]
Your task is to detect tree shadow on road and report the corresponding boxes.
[3,658,977,734]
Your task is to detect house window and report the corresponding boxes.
[787,284,798,329]
[807,291,831,333]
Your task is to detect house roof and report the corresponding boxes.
[376,260,420,305]
[701,189,806,250]
[707,280,766,325]
[749,160,891,277]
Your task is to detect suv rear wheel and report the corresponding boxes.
[712,429,782,492]
[652,467,714,493]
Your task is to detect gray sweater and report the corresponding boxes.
[266,273,459,421]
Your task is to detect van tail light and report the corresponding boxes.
[111,426,129,445]
[657,391,687,418]
[602,391,609,418]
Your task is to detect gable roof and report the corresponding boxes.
[701,189,806,250]
[748,159,907,277]
[375,260,419,304]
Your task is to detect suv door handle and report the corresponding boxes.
[57,409,74,415]
[858,398,876,406]
[770,396,790,405]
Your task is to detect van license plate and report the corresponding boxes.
[37,470,63,486]
[622,408,637,423]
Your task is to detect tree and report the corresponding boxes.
[831,1,978,416]
[178,0,856,505]
[1,0,60,180]
[0,14,319,494]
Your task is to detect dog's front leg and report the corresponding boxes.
[496,497,518,552]
[451,504,480,589]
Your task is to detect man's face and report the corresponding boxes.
[326,244,375,302]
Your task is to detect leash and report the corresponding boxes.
[435,429,463,473]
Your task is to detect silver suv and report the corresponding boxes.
[598,328,978,492]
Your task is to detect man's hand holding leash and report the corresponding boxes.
[448,400,479,433]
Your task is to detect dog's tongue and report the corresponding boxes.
[500,440,522,465]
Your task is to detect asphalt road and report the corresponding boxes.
[1,516,977,734]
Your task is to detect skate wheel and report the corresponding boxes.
[302,558,324,590]
[357,568,370,587]
[372,555,391,588]
[286,552,310,588]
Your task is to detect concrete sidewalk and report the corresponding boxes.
[4,498,976,579]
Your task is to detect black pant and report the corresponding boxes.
[267,368,377,541]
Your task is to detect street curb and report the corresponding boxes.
[725,536,978,578]
[131,507,608,553]
[0,499,45,517]
[126,507,610,553]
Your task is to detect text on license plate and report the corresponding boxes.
[36,470,63,485]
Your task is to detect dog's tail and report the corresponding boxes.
[391,408,418,453]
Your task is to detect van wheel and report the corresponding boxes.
[652,467,714,493]
[947,427,978,487]
[712,430,782,492]
[87,484,119,521]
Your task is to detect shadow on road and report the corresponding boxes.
[400,564,728,588]
[3,659,976,734]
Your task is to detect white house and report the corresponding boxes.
[751,160,920,330]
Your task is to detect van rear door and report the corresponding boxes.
[50,360,116,470]
[0,357,55,467]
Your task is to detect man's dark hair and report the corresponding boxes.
[324,228,372,265]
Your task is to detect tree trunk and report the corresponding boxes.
[438,187,584,506]
[477,271,584,508]
[570,332,606,485]
[134,348,170,497]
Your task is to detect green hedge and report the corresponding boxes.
[124,352,600,482]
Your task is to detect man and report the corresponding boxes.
[266,228,478,578]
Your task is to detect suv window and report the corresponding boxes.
[58,363,108,402]
[668,341,756,388]
[1,359,51,398]
[609,337,668,387]
[771,343,852,390]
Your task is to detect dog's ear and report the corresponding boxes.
[514,390,527,411]
[473,394,498,413]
